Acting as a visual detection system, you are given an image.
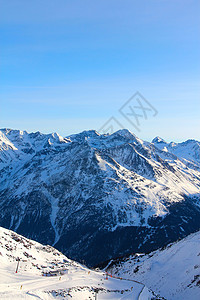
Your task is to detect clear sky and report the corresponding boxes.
[0,0,200,142]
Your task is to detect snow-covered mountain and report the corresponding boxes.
[152,136,200,170]
[105,230,200,300]
[0,226,160,299]
[0,128,200,265]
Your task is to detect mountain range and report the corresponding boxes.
[0,128,200,266]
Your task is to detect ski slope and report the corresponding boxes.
[0,226,160,299]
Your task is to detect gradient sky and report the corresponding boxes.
[0,0,200,142]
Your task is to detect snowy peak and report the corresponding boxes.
[151,135,200,168]
[0,128,70,154]
[110,129,143,145]
[66,129,142,146]
[1,128,28,136]
[67,129,100,142]
[152,136,167,144]
[113,129,138,140]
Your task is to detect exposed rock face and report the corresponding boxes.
[0,128,200,266]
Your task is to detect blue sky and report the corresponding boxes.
[0,0,200,142]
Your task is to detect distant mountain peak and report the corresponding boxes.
[152,136,167,144]
[67,129,100,142]
[114,129,137,139]
[1,128,28,136]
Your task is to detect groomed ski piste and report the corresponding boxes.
[0,227,161,300]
